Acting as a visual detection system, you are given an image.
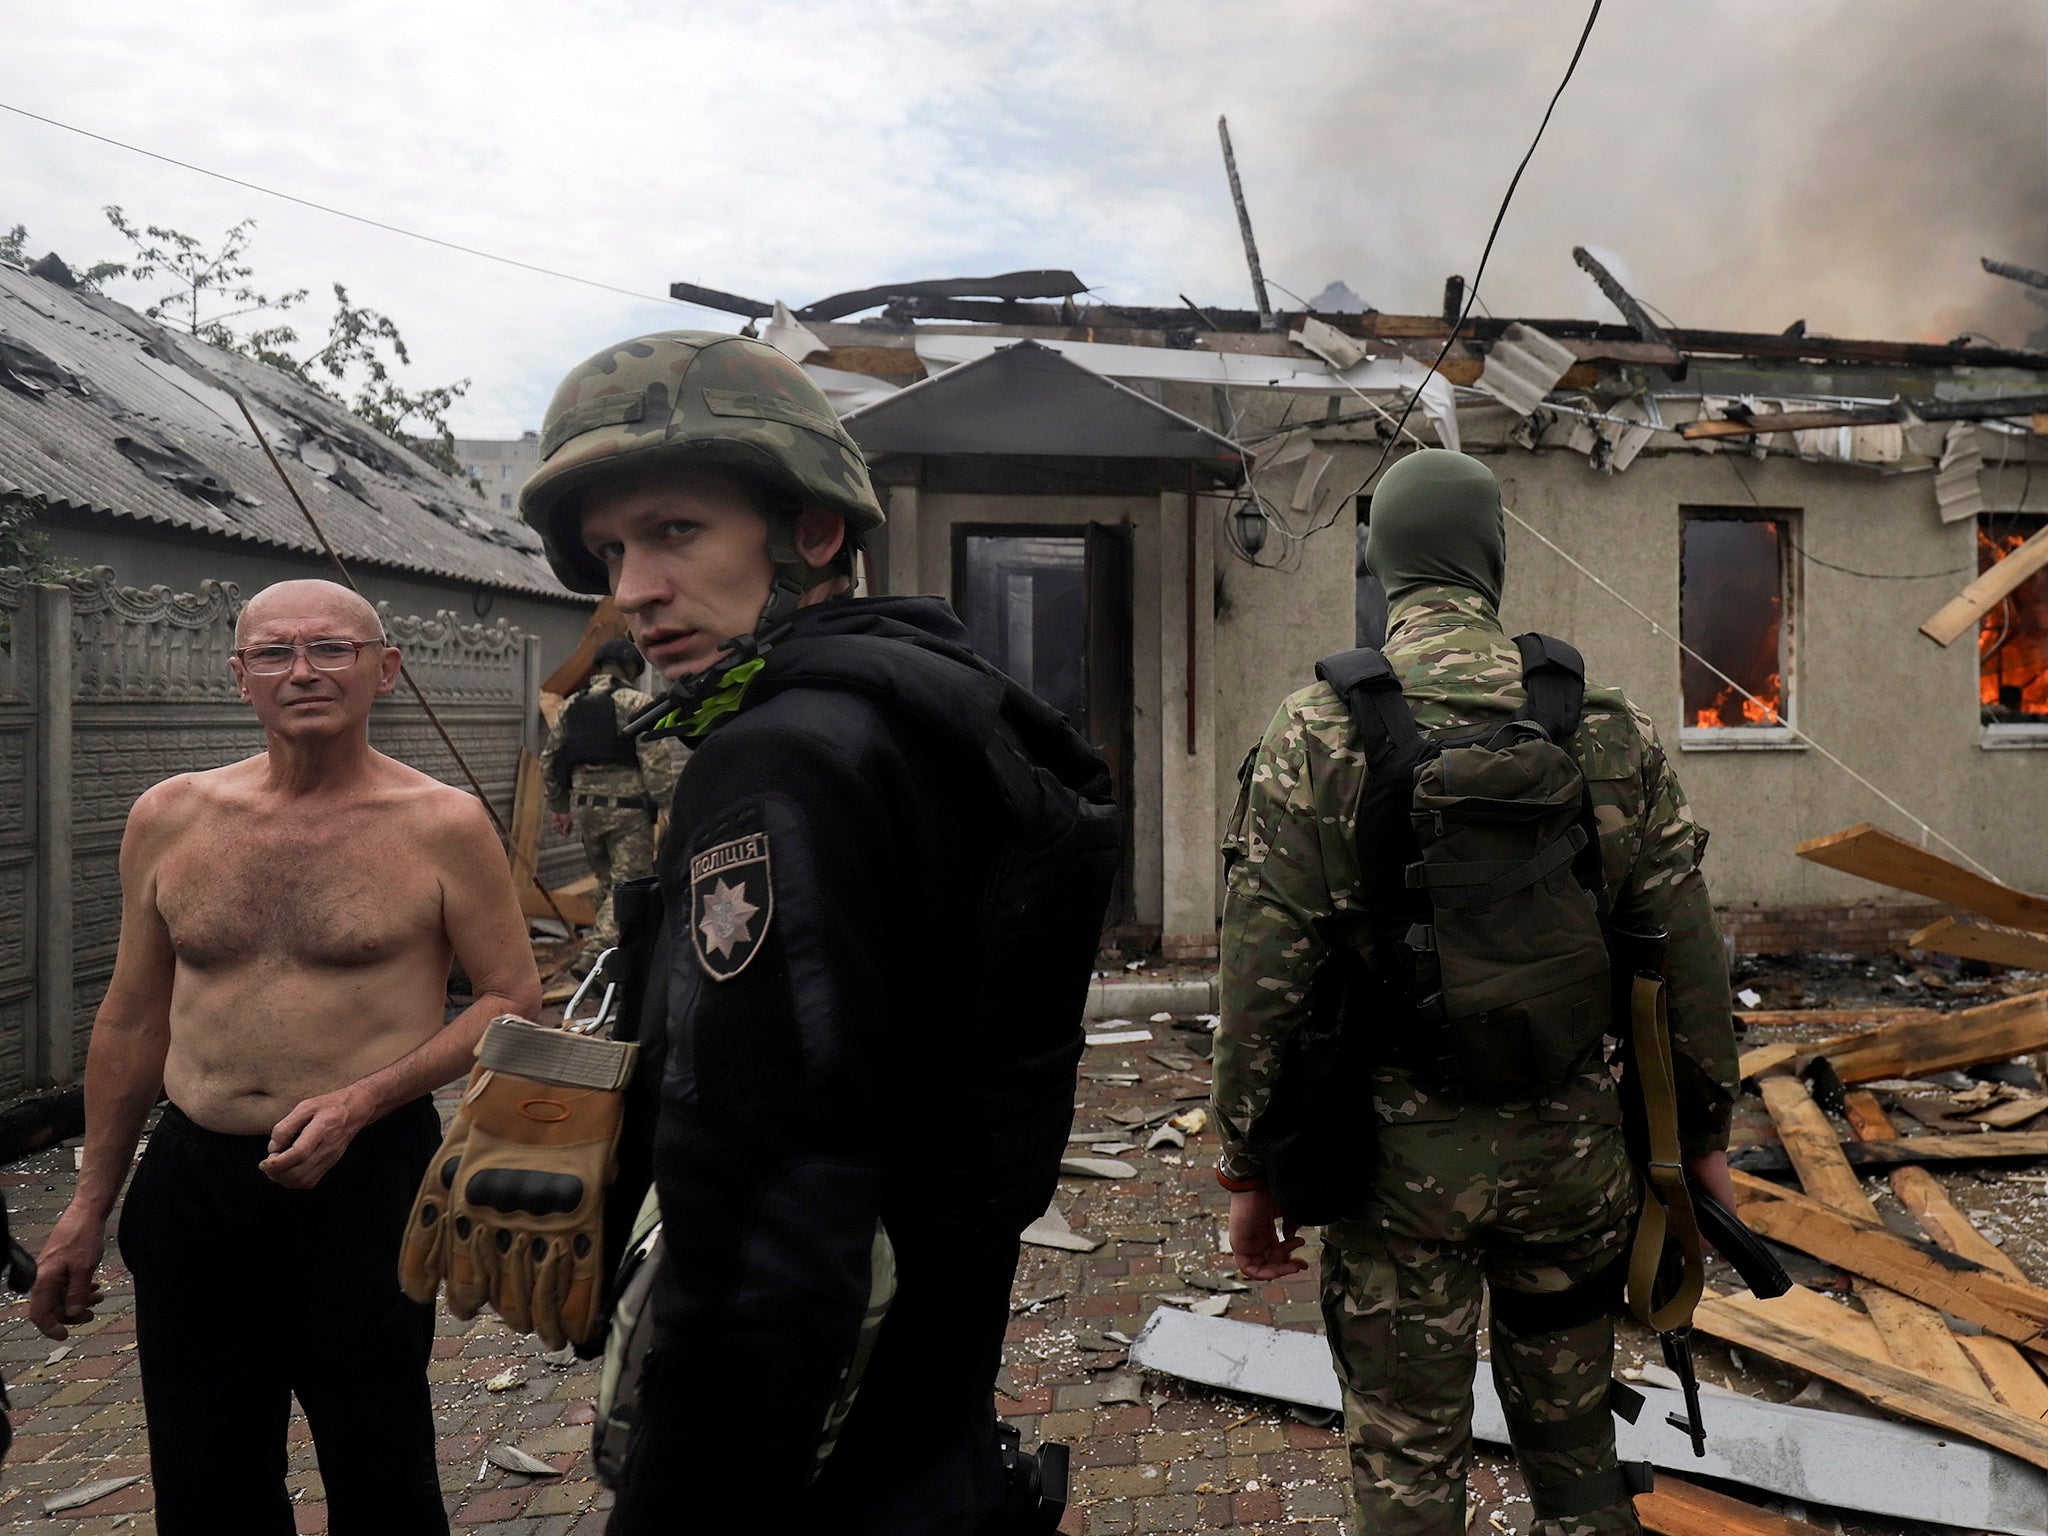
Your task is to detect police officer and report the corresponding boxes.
[539,637,680,976]
[1213,450,1739,1536]
[515,331,1118,1532]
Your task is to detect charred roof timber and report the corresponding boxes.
[1983,257,2048,293]
[669,271,1089,325]
[1571,246,1686,381]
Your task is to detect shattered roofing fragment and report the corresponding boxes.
[113,433,236,506]
[0,335,72,396]
[0,261,569,598]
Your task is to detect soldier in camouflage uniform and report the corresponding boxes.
[539,638,682,976]
[1213,450,1738,1536]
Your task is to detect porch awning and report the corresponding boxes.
[838,340,1243,468]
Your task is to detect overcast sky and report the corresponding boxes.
[7,1,2045,436]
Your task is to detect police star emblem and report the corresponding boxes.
[689,832,773,980]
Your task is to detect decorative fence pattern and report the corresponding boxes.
[0,566,552,1095]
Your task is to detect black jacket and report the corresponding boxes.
[610,597,1115,1533]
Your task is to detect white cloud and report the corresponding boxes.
[6,0,2044,436]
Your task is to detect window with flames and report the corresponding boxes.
[1980,514,2048,725]
[1680,512,1792,732]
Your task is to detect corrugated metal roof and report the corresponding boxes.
[0,264,575,600]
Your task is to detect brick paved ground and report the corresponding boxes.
[0,1004,1925,1534]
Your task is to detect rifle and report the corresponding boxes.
[1610,923,1789,1457]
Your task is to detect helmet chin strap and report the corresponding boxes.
[622,569,813,741]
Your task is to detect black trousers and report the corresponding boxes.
[117,1098,447,1536]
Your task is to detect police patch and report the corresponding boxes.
[690,832,773,980]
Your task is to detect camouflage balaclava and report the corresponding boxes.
[1364,449,1506,611]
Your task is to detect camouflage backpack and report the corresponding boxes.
[1329,631,1611,1099]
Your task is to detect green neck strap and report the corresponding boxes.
[648,656,767,741]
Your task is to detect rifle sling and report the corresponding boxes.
[1625,973,1706,1333]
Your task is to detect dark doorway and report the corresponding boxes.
[956,525,1136,920]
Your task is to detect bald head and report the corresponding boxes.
[237,580,385,646]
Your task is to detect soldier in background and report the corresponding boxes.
[1213,450,1738,1536]
[539,638,681,976]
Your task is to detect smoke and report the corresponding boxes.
[1170,1,2048,345]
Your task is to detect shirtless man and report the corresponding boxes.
[27,578,541,1536]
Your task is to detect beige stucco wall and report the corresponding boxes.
[869,426,2044,941]
[1210,436,2045,916]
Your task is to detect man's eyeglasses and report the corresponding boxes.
[235,639,387,675]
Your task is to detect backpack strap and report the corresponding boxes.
[1512,633,1586,743]
[1316,648,1421,766]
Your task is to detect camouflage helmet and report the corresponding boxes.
[520,331,885,595]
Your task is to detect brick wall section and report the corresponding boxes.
[1715,901,1957,956]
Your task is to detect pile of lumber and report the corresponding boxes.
[1670,821,2048,1507]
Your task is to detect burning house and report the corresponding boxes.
[665,269,2048,957]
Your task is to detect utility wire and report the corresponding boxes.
[1500,498,2002,880]
[1319,0,1604,528]
[0,100,685,312]
[1722,456,1972,580]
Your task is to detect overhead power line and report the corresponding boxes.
[0,99,688,312]
[1322,0,1604,525]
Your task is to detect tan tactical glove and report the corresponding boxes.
[399,1015,637,1350]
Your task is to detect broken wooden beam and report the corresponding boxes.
[1810,990,2048,1083]
[520,873,598,929]
[540,597,634,698]
[1737,1198,2048,1355]
[1758,1077,1988,1397]
[1697,1288,2048,1470]
[1635,1476,1830,1536]
[1732,1129,2048,1175]
[1680,406,1901,441]
[1912,916,2048,972]
[1923,524,2048,646]
[1841,1089,2048,1416]
[1795,823,2048,932]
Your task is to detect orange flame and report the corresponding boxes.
[1694,672,1782,729]
[1979,527,2048,717]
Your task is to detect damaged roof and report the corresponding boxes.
[0,262,574,601]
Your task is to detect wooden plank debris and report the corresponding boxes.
[1680,406,1901,441]
[541,597,633,697]
[508,749,544,886]
[1758,1077,1988,1397]
[1698,1288,2048,1471]
[1738,1041,1801,1081]
[1810,990,2048,1083]
[1841,1091,2026,1279]
[521,873,597,928]
[1738,1007,1936,1029]
[1635,1475,1832,1536]
[1924,523,2048,646]
[1911,916,2048,972]
[1841,1088,2048,1414]
[1733,1129,2048,1175]
[1738,1199,2048,1355]
[1795,823,2048,933]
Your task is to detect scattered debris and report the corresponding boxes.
[1131,1307,2048,1534]
[1099,1373,1144,1404]
[1086,1029,1153,1047]
[1021,1204,1102,1253]
[1060,1156,1139,1180]
[1146,1123,1186,1151]
[1169,1107,1210,1136]
[45,1344,70,1364]
[486,1444,563,1478]
[483,1367,525,1392]
[43,1476,144,1514]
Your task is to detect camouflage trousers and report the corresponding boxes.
[1319,1113,1642,1536]
[573,801,656,973]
